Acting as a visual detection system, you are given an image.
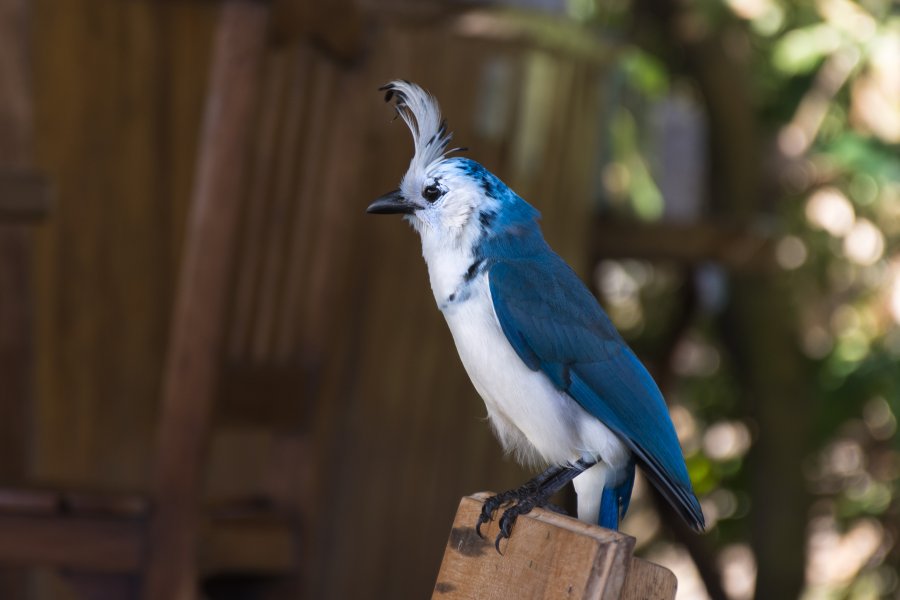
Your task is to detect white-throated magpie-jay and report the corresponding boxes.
[367,81,704,549]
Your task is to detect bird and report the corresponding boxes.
[367,80,704,549]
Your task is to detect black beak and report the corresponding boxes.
[367,189,413,215]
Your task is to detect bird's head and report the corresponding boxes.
[367,80,539,249]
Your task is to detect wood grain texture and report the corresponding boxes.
[435,495,633,600]
[433,494,676,600]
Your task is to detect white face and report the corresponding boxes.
[402,162,495,244]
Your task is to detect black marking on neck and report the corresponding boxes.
[464,258,485,282]
[441,288,467,310]
[440,258,486,310]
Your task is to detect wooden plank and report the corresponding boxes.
[0,487,58,515]
[0,514,143,572]
[0,485,149,517]
[434,493,639,600]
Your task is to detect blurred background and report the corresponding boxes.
[0,0,898,598]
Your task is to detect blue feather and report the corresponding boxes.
[475,179,705,531]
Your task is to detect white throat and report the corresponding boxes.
[410,183,493,308]
[418,222,480,308]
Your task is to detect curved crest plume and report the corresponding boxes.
[379,80,462,189]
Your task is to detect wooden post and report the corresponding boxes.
[434,493,676,600]
[142,2,269,600]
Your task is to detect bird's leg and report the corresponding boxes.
[476,463,567,538]
[494,458,596,552]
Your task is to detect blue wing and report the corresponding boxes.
[488,256,705,531]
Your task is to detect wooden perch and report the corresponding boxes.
[434,493,676,600]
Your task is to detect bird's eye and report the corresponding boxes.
[422,184,443,203]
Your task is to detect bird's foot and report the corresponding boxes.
[475,484,537,539]
[476,458,596,553]
[493,488,556,552]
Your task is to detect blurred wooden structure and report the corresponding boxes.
[0,2,300,599]
[591,220,773,271]
[436,494,676,600]
[0,0,634,598]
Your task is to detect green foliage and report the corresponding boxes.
[772,23,842,74]
[819,134,900,182]
[586,0,900,594]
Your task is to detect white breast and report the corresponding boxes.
[438,273,629,471]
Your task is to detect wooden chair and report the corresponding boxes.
[0,2,306,598]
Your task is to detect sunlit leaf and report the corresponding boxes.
[772,23,842,74]
[619,49,669,98]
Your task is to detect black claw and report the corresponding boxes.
[499,514,512,537]
[475,513,489,539]
[492,506,522,555]
[475,493,507,538]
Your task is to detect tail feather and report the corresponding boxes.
[599,461,635,530]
